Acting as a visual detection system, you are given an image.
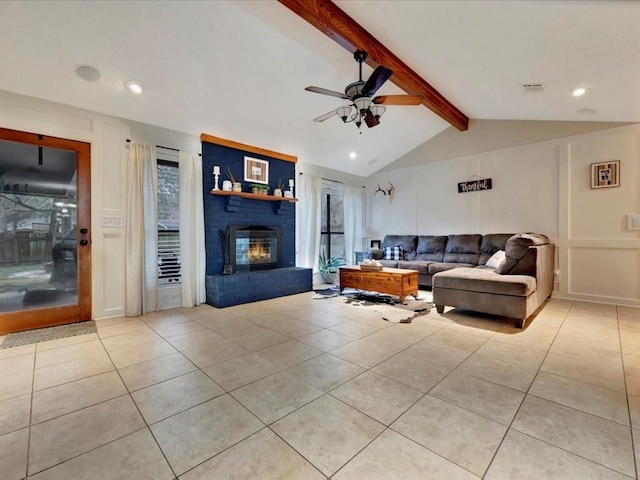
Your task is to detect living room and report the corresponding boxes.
[0,1,639,479]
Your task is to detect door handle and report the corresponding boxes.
[79,227,89,246]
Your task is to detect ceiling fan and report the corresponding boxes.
[306,50,423,131]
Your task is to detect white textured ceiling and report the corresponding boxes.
[0,1,638,177]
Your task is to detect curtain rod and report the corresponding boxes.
[125,139,201,156]
[299,172,365,188]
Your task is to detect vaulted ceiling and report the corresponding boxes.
[0,1,638,177]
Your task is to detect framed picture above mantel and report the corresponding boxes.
[244,156,269,184]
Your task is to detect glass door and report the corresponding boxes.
[0,127,91,335]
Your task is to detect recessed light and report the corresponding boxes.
[75,64,101,82]
[126,80,146,94]
[570,87,588,97]
[349,152,357,159]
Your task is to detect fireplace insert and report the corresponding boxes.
[229,225,282,273]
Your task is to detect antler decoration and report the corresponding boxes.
[374,182,394,203]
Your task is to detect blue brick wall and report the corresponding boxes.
[202,142,296,275]
[205,267,312,307]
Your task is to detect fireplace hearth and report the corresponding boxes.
[229,225,282,273]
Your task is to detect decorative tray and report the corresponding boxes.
[359,264,383,272]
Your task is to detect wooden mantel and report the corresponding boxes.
[277,0,469,131]
[200,133,297,163]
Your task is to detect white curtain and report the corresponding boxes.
[296,173,321,271]
[125,142,158,316]
[343,183,364,265]
[179,151,206,307]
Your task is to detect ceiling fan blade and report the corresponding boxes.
[361,66,393,96]
[363,109,380,128]
[305,86,350,100]
[373,95,423,105]
[313,110,338,122]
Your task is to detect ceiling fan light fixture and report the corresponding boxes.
[354,97,371,114]
[336,106,353,122]
[370,105,386,120]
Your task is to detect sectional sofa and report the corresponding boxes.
[368,233,554,328]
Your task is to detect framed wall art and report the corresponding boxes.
[591,160,620,189]
[370,239,381,249]
[244,156,269,184]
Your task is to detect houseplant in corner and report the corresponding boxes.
[318,249,345,284]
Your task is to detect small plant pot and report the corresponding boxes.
[232,182,242,192]
[251,187,259,194]
[320,270,337,284]
[273,188,282,197]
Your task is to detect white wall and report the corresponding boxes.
[367,124,640,306]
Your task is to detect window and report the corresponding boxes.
[157,159,180,284]
[320,179,344,260]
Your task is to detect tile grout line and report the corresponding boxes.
[25,342,37,479]
[97,328,180,480]
[478,300,571,478]
[481,301,638,478]
[617,304,639,480]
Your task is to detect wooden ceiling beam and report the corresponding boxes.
[278,0,469,131]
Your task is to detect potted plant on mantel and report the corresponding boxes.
[318,249,345,284]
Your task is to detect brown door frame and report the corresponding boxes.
[0,127,91,334]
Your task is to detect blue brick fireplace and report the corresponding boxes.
[201,136,312,307]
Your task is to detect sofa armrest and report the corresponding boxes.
[533,244,555,302]
[368,248,383,260]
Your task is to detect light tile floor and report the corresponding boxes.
[1,291,639,479]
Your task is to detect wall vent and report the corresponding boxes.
[521,83,545,92]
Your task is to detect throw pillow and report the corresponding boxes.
[485,250,506,269]
[383,245,404,261]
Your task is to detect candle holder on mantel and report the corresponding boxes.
[212,166,220,191]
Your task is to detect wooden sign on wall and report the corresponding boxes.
[458,178,492,193]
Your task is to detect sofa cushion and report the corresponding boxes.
[382,235,417,253]
[414,236,446,261]
[383,245,404,261]
[433,267,536,296]
[445,234,482,254]
[443,234,482,264]
[498,233,550,275]
[428,262,476,275]
[417,236,448,254]
[413,253,444,262]
[399,261,433,275]
[379,259,399,268]
[479,233,515,265]
[485,250,506,269]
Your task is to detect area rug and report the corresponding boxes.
[313,286,432,323]
[0,320,97,349]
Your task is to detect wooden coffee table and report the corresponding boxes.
[339,266,419,302]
